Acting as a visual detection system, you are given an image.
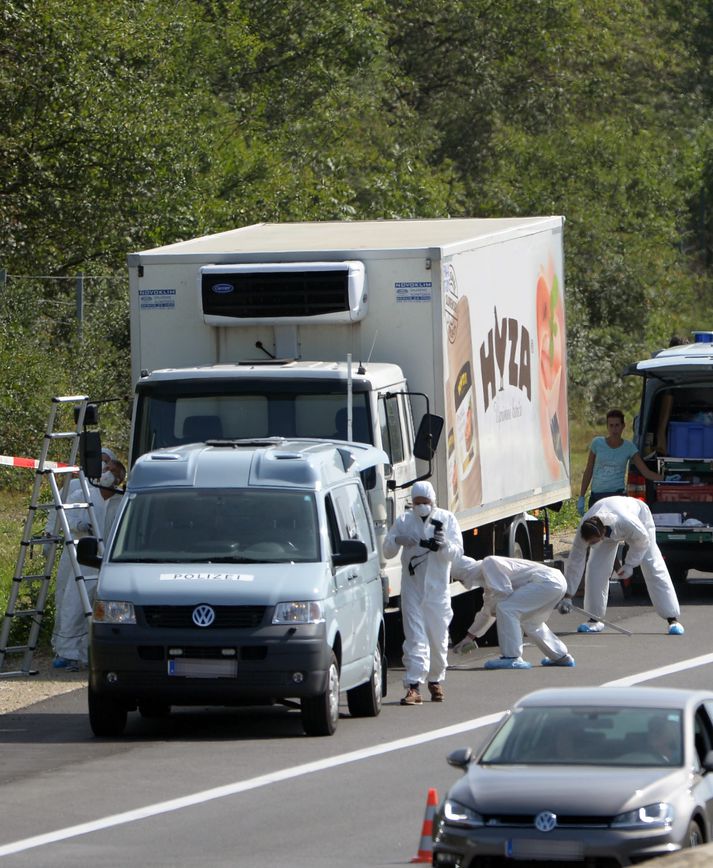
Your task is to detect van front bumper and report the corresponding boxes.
[89,621,331,707]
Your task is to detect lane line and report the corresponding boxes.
[4,650,713,857]
[0,713,504,857]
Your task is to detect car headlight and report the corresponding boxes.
[612,802,673,828]
[93,600,136,624]
[272,601,325,624]
[443,798,484,827]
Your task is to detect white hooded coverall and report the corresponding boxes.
[565,496,680,621]
[53,482,106,663]
[453,555,569,660]
[383,483,462,687]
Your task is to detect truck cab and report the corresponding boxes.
[626,331,713,582]
[79,438,388,737]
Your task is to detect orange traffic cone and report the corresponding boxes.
[411,787,439,863]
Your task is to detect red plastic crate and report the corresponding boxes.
[657,484,713,502]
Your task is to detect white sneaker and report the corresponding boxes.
[577,621,605,633]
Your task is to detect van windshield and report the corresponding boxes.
[132,379,372,461]
[111,489,320,564]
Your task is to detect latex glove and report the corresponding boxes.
[558,597,573,615]
[617,564,634,579]
[452,634,478,654]
[433,528,445,545]
[394,534,419,548]
[576,495,586,516]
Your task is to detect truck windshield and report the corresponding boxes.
[111,489,320,564]
[132,380,372,461]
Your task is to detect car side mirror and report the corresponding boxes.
[413,413,444,461]
[446,747,473,770]
[76,536,103,570]
[332,539,368,567]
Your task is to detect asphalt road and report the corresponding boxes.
[1,581,713,867]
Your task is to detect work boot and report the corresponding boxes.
[400,685,423,706]
[427,682,444,702]
[667,618,685,635]
[541,653,576,667]
[484,656,532,670]
[577,619,605,633]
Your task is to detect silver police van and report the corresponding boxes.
[78,438,388,736]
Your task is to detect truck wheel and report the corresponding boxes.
[88,685,127,737]
[301,652,340,736]
[686,818,703,848]
[347,644,384,717]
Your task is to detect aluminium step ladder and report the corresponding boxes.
[0,396,104,677]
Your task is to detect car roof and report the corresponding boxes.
[515,686,713,711]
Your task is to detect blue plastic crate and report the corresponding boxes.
[667,421,713,457]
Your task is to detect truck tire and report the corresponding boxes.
[301,652,340,736]
[347,644,384,717]
[88,684,127,737]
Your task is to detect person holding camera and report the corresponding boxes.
[451,555,574,669]
[383,480,462,705]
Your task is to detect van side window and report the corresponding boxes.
[330,484,375,550]
[379,394,405,464]
[324,495,341,556]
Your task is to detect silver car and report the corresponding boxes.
[433,686,713,866]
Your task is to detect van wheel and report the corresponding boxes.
[88,685,127,737]
[686,818,703,848]
[301,652,340,736]
[347,644,384,717]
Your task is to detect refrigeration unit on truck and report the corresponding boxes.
[625,330,713,584]
[127,218,571,603]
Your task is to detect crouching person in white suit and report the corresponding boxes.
[451,555,575,670]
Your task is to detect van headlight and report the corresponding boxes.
[612,803,673,828]
[272,601,325,624]
[93,600,136,624]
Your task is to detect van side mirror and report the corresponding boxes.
[414,413,444,461]
[80,431,103,479]
[76,536,103,569]
[332,539,368,566]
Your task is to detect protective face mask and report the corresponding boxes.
[414,503,432,518]
[99,470,116,488]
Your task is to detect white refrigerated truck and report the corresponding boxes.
[126,217,571,603]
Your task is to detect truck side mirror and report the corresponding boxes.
[413,413,444,461]
[76,537,103,570]
[332,539,368,566]
[80,431,103,479]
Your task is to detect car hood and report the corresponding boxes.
[96,561,331,606]
[464,765,692,815]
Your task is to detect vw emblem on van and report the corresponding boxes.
[192,604,216,627]
[211,283,234,295]
[534,811,557,832]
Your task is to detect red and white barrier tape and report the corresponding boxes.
[0,455,70,470]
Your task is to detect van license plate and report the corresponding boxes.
[168,658,238,678]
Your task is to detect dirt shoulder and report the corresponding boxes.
[0,652,87,714]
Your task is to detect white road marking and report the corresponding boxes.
[3,651,713,857]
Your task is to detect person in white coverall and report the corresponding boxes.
[52,455,124,669]
[383,480,462,705]
[562,495,683,635]
[450,556,575,669]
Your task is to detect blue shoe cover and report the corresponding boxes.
[541,654,576,667]
[668,622,684,635]
[52,657,71,669]
[577,621,604,633]
[484,656,532,670]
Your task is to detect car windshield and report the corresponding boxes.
[111,488,320,564]
[480,705,683,767]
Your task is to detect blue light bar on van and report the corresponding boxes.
[692,331,713,343]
